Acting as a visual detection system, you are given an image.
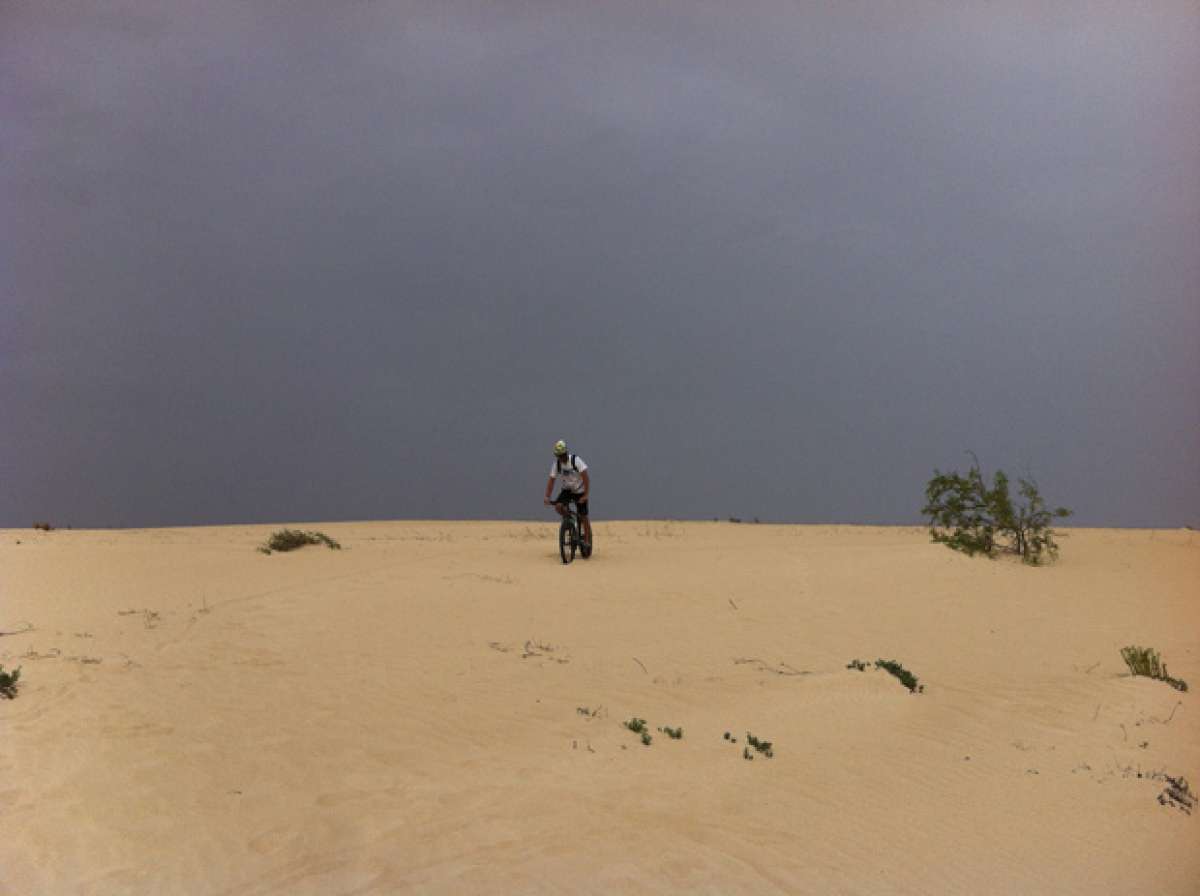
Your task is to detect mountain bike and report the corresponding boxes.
[554,501,592,564]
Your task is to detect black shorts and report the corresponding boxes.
[554,490,589,516]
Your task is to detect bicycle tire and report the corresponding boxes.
[559,516,577,564]
[580,527,592,559]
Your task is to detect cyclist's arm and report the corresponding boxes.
[579,470,590,500]
[544,476,556,503]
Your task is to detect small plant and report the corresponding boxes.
[0,665,21,699]
[641,731,652,746]
[743,746,752,760]
[1121,646,1188,692]
[875,659,923,693]
[1159,776,1195,814]
[658,725,683,740]
[32,522,53,531]
[260,529,342,554]
[746,732,773,758]
[847,659,869,671]
[624,717,647,734]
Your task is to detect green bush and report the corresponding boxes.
[923,455,1070,564]
[0,665,21,699]
[260,529,341,554]
[875,659,924,693]
[1121,646,1188,692]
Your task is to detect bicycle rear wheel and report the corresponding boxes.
[559,516,577,564]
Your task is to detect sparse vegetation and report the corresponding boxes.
[746,732,773,758]
[847,658,924,692]
[1121,646,1188,692]
[0,665,21,699]
[1159,776,1195,814]
[923,455,1071,564]
[32,522,53,531]
[658,725,683,740]
[874,659,924,693]
[260,529,342,554]
[621,717,657,746]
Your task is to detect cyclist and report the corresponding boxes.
[543,440,592,549]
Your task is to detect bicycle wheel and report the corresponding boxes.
[559,516,577,564]
[580,524,592,559]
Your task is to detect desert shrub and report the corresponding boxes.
[847,659,869,671]
[923,455,1071,564]
[0,665,20,699]
[658,725,683,740]
[1159,776,1195,814]
[260,529,341,554]
[875,659,924,693]
[622,718,653,745]
[746,732,773,758]
[32,522,53,531]
[1121,646,1188,692]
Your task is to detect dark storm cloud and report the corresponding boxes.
[2,1,1197,527]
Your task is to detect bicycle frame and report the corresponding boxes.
[553,499,589,564]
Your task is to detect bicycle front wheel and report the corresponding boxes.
[559,516,577,564]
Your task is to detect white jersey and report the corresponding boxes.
[549,454,588,493]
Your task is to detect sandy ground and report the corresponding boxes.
[1,521,1197,895]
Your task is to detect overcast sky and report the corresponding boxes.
[2,1,1197,528]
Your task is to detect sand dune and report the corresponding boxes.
[1,522,1197,894]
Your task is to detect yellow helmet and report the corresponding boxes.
[553,440,568,456]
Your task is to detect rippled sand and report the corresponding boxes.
[1,522,1197,894]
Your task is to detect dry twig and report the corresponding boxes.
[733,657,809,676]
